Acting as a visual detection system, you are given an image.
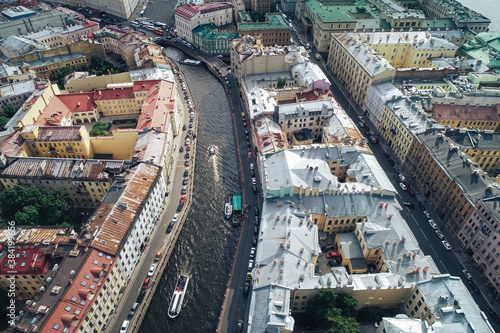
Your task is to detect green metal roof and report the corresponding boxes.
[238,13,291,31]
[233,195,241,211]
[304,0,356,23]
[192,23,239,40]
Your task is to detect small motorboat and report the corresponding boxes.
[209,145,216,155]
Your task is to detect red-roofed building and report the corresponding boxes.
[0,245,52,299]
[41,249,121,333]
[136,80,176,131]
[175,2,233,42]
[35,93,97,127]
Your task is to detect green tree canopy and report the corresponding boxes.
[0,185,71,227]
[2,104,16,118]
[277,77,287,89]
[89,121,111,136]
[305,288,359,330]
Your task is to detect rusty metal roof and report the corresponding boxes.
[88,163,160,255]
[36,126,82,142]
[0,157,123,180]
[0,226,74,245]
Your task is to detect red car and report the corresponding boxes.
[326,252,339,259]
[248,152,252,158]
[187,145,191,151]
[180,195,186,203]
[142,278,150,289]
[243,121,247,127]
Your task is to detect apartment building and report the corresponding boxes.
[247,146,443,331]
[458,198,500,295]
[237,13,291,47]
[39,249,122,333]
[365,82,403,128]
[0,245,51,300]
[378,97,431,163]
[403,274,494,332]
[420,0,490,32]
[445,129,500,174]
[230,36,305,83]
[0,157,120,207]
[192,24,239,55]
[327,33,395,110]
[432,103,500,131]
[0,63,37,84]
[50,0,140,19]
[19,125,94,159]
[174,2,234,43]
[86,162,166,279]
[251,0,274,15]
[27,19,100,49]
[12,53,89,80]
[0,80,38,112]
[327,31,459,110]
[277,99,334,141]
[405,129,500,235]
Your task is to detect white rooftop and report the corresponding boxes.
[291,62,330,88]
[385,97,431,135]
[0,79,36,98]
[381,314,424,333]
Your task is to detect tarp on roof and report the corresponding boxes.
[233,195,241,211]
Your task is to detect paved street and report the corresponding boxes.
[108,73,193,333]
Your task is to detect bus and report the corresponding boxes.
[153,28,164,35]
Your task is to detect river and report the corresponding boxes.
[139,47,240,332]
[457,0,500,32]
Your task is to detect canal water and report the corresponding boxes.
[139,48,240,332]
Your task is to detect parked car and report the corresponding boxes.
[248,259,254,271]
[147,264,157,277]
[408,188,416,196]
[167,221,175,233]
[243,281,250,296]
[423,211,432,219]
[121,320,130,333]
[172,214,179,223]
[248,152,252,158]
[441,240,452,250]
[187,144,191,151]
[469,280,480,293]
[129,302,139,316]
[251,178,256,186]
[250,162,254,170]
[246,272,252,282]
[326,252,339,259]
[142,278,150,289]
[137,290,146,303]
[327,259,341,266]
[185,160,190,167]
[250,247,256,258]
[254,215,259,226]
[180,195,186,203]
[181,186,187,194]
[462,269,473,281]
[383,152,390,159]
[435,230,445,240]
[176,202,184,212]
[182,177,189,185]
[388,159,395,166]
[399,183,407,190]
[369,136,379,144]
[179,146,184,153]
[398,174,406,182]
[252,185,258,193]
[428,219,438,230]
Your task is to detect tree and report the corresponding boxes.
[407,1,423,10]
[89,121,111,136]
[0,185,42,221]
[270,2,277,12]
[15,205,40,226]
[250,11,260,22]
[40,186,71,225]
[2,104,16,118]
[305,288,338,327]
[90,55,105,71]
[336,293,358,318]
[326,308,359,333]
[0,116,9,131]
[277,77,287,89]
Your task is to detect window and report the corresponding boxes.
[53,324,61,330]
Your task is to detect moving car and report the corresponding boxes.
[403,201,414,208]
[154,251,162,262]
[167,221,175,233]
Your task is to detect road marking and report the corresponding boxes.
[422,231,428,241]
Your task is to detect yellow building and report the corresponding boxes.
[20,125,94,159]
[328,33,396,110]
[0,157,119,208]
[327,31,458,109]
[378,98,430,163]
[15,54,88,80]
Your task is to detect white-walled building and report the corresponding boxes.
[87,162,166,279]
[174,2,233,43]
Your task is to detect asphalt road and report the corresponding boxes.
[109,92,191,333]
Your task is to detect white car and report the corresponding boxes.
[423,211,432,219]
[252,178,256,186]
[248,259,254,271]
[250,247,256,259]
[147,264,157,277]
[441,240,452,251]
[435,230,445,240]
[172,214,179,223]
[121,320,129,333]
[428,219,438,230]
[399,182,407,190]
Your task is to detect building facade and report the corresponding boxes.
[237,13,291,46]
[174,2,234,43]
